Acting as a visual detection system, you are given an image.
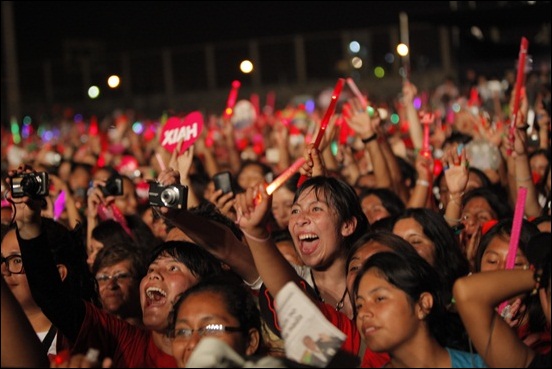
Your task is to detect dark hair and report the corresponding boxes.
[392,208,470,303]
[91,242,148,280]
[353,251,449,347]
[347,230,419,273]
[475,218,540,273]
[462,187,513,220]
[43,218,100,305]
[296,176,369,251]
[148,241,227,280]
[358,188,405,223]
[169,276,265,355]
[236,160,273,192]
[91,219,135,247]
[395,156,416,189]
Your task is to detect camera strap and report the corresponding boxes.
[41,325,57,354]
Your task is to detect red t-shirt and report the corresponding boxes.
[71,302,176,368]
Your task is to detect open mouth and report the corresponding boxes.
[145,286,167,307]
[298,233,319,255]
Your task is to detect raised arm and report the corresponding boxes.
[453,268,547,368]
[1,278,49,368]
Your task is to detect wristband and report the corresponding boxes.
[416,179,430,187]
[361,133,378,144]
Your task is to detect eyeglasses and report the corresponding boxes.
[95,272,133,285]
[171,323,243,339]
[1,254,24,274]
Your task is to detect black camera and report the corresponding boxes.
[100,174,124,197]
[148,182,188,209]
[11,172,49,198]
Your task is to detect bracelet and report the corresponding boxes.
[444,215,462,224]
[516,176,532,182]
[361,133,378,144]
[449,192,464,207]
[241,229,271,243]
[416,179,430,187]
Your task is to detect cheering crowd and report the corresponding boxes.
[1,57,551,368]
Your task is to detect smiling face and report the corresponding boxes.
[171,291,249,367]
[354,269,421,353]
[140,253,200,332]
[96,259,140,318]
[288,188,345,268]
[392,218,436,266]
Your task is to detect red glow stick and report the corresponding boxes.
[266,157,306,196]
[223,80,241,120]
[497,187,528,314]
[297,78,345,187]
[420,113,434,155]
[346,78,367,109]
[508,37,529,155]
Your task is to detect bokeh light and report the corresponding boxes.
[397,43,409,56]
[374,66,385,78]
[107,75,121,88]
[88,86,100,99]
[240,60,254,74]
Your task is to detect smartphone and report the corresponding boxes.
[213,171,234,195]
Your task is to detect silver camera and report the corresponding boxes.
[148,182,188,209]
[11,172,49,198]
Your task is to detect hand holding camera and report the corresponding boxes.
[148,168,188,210]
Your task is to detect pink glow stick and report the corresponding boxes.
[497,186,528,314]
[508,37,529,155]
[266,157,306,196]
[53,190,66,221]
[346,78,367,109]
[223,80,241,120]
[155,152,166,171]
[297,78,345,187]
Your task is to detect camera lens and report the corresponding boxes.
[160,187,179,206]
[21,175,41,196]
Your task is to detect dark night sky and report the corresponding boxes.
[11,1,455,65]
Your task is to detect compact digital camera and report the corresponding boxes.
[11,172,49,198]
[100,174,124,197]
[148,182,188,209]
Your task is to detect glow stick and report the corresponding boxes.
[53,190,66,221]
[223,80,241,120]
[420,113,434,156]
[497,187,528,314]
[266,157,306,196]
[508,37,529,155]
[297,78,345,187]
[346,78,367,109]
[155,152,166,171]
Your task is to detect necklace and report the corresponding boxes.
[310,270,349,312]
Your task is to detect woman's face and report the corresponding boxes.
[171,291,253,367]
[480,234,529,272]
[96,259,141,318]
[237,164,265,190]
[114,178,138,215]
[346,241,393,304]
[461,197,497,238]
[1,230,33,309]
[355,269,422,353]
[289,187,348,268]
[140,254,200,332]
[393,218,436,266]
[361,195,390,225]
[271,186,295,229]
